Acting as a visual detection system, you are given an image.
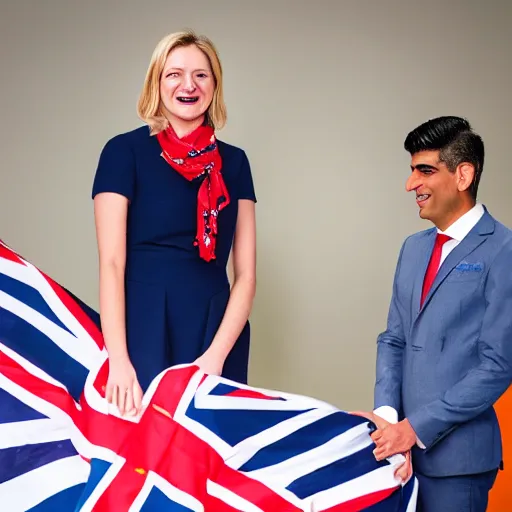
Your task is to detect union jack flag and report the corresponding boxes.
[0,239,418,511]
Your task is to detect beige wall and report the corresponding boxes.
[1,0,511,411]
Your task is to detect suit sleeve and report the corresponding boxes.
[408,238,512,450]
[374,240,408,414]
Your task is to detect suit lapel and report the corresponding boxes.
[416,211,495,317]
[412,228,437,316]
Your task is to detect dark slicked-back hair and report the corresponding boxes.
[404,116,485,200]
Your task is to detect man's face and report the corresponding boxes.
[405,150,463,230]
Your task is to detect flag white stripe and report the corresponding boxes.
[0,455,89,512]
[245,423,372,487]
[0,244,100,360]
[130,472,204,512]
[207,480,263,512]
[0,418,70,449]
[0,291,98,369]
[226,407,338,469]
[311,463,403,511]
[0,247,101,361]
[197,374,336,407]
[0,342,67,390]
[195,375,333,412]
[406,477,419,512]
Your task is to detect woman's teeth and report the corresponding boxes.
[177,97,198,103]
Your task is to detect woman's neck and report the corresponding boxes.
[167,115,205,139]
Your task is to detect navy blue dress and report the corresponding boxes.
[92,126,256,391]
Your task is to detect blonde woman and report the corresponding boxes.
[92,31,256,415]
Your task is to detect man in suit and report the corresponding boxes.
[357,116,512,511]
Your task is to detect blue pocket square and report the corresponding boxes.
[455,262,484,272]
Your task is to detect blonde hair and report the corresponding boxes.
[137,30,227,135]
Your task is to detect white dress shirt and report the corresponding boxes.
[374,203,485,448]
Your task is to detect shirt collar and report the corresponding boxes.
[438,203,485,242]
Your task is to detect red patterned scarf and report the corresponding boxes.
[156,124,230,262]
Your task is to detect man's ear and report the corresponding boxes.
[456,163,475,192]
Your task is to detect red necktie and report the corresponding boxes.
[421,233,452,307]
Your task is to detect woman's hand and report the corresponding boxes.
[193,349,224,376]
[106,356,143,416]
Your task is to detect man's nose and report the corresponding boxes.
[406,171,421,192]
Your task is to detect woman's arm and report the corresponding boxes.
[194,199,256,373]
[94,192,142,415]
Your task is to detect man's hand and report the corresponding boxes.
[394,449,413,484]
[350,411,414,483]
[350,410,391,430]
[371,419,417,460]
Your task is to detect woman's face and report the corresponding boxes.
[160,44,215,129]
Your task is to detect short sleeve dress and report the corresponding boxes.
[92,126,256,391]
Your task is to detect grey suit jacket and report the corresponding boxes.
[374,208,512,477]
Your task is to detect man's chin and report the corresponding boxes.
[418,207,432,222]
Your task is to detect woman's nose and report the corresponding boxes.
[182,74,196,92]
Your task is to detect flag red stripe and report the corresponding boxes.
[0,243,26,265]
[225,389,282,400]
[92,463,146,512]
[0,348,82,426]
[214,464,303,511]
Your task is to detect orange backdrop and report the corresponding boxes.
[488,389,512,511]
